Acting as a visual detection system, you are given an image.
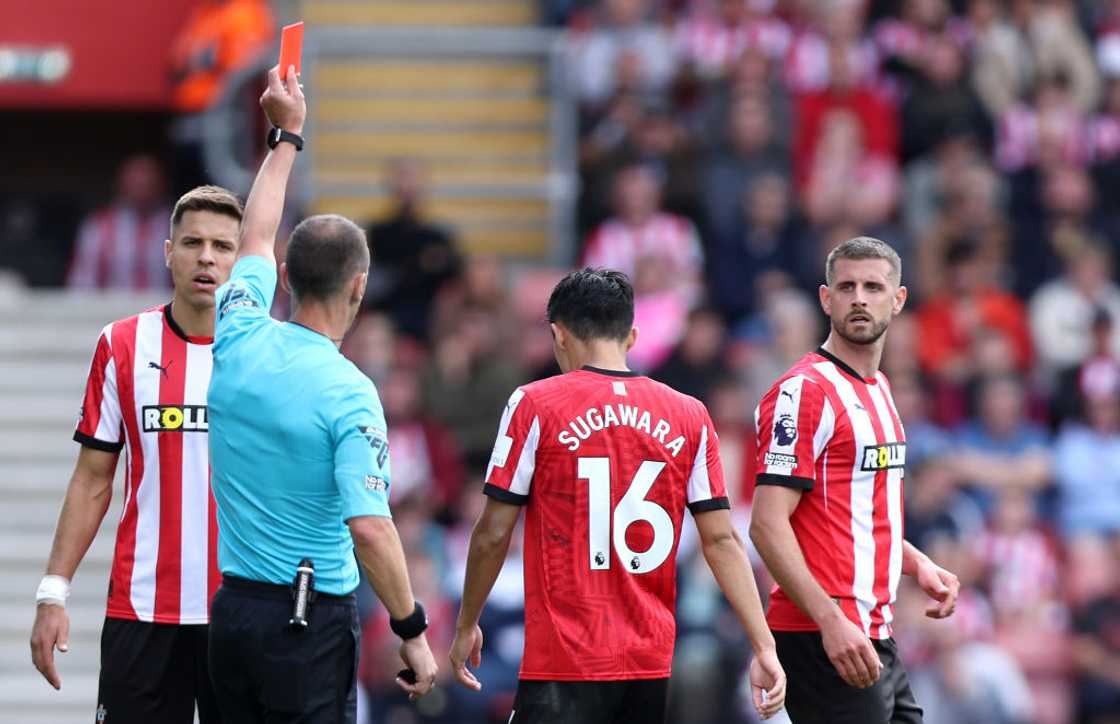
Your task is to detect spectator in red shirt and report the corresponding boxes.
[916,240,1033,381]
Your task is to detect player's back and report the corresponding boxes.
[484,366,729,680]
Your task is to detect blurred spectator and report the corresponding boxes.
[382,365,467,518]
[566,0,677,107]
[916,240,1032,384]
[1030,242,1120,378]
[700,94,788,250]
[969,0,1034,118]
[66,154,171,290]
[801,108,900,230]
[898,36,992,163]
[366,158,463,341]
[783,0,878,93]
[582,162,703,369]
[1052,306,1120,423]
[423,307,524,468]
[1013,163,1103,296]
[1019,0,1101,115]
[343,312,399,385]
[707,171,801,324]
[792,43,899,193]
[651,306,729,402]
[954,374,1052,514]
[1053,382,1120,537]
[735,285,822,407]
[674,0,791,81]
[168,0,274,189]
[904,452,984,549]
[978,488,1074,724]
[1070,536,1120,724]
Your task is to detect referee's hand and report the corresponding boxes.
[398,634,438,701]
[30,603,69,690]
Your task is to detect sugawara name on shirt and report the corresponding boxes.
[558,402,687,457]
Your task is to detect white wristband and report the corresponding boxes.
[36,575,70,606]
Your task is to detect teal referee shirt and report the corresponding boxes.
[208,255,392,595]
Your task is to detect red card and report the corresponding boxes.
[278,21,304,77]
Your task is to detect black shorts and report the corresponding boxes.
[207,575,360,724]
[510,678,669,724]
[97,618,219,724]
[775,631,923,724]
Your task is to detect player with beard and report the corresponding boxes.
[749,237,961,723]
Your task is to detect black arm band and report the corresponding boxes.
[389,601,429,640]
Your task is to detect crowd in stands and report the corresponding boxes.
[16,0,1120,722]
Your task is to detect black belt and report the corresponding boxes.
[220,574,356,605]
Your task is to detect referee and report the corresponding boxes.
[206,66,437,722]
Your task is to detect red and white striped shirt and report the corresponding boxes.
[674,14,791,77]
[582,213,703,303]
[74,304,219,625]
[754,348,906,639]
[67,206,172,290]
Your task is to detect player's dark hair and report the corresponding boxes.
[285,214,370,302]
[825,236,902,286]
[546,268,634,342]
[170,185,242,236]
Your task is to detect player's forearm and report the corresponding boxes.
[901,540,930,577]
[749,514,843,626]
[701,531,776,653]
[455,522,514,631]
[45,472,113,579]
[351,517,416,620]
[239,143,299,260]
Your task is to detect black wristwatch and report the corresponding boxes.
[267,127,304,151]
[389,601,429,640]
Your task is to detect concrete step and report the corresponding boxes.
[317,95,548,126]
[0,432,84,464]
[0,291,165,324]
[306,0,537,27]
[0,328,106,361]
[1,462,92,493]
[0,394,83,428]
[0,533,116,571]
[0,673,101,712]
[315,60,542,95]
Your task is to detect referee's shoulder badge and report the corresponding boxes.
[357,425,388,467]
[218,286,259,319]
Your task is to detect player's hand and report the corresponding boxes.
[30,603,70,690]
[748,647,786,719]
[820,612,881,689]
[449,624,484,691]
[915,557,960,619]
[261,64,306,134]
[398,634,438,701]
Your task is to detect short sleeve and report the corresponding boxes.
[332,379,392,521]
[215,255,277,342]
[483,388,540,505]
[73,326,124,452]
[755,375,835,491]
[687,407,731,514]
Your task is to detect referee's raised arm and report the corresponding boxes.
[239,64,305,262]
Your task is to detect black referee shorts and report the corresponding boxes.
[510,678,669,724]
[207,575,360,724]
[775,631,923,724]
[96,618,220,724]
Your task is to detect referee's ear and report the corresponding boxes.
[279,262,293,294]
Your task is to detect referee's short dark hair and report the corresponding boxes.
[825,236,902,286]
[286,214,370,302]
[547,267,634,342]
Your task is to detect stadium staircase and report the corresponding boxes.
[0,286,165,723]
[297,0,575,260]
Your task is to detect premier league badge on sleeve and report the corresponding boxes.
[774,413,798,447]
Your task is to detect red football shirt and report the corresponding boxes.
[754,348,906,640]
[75,304,221,624]
[484,367,729,680]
